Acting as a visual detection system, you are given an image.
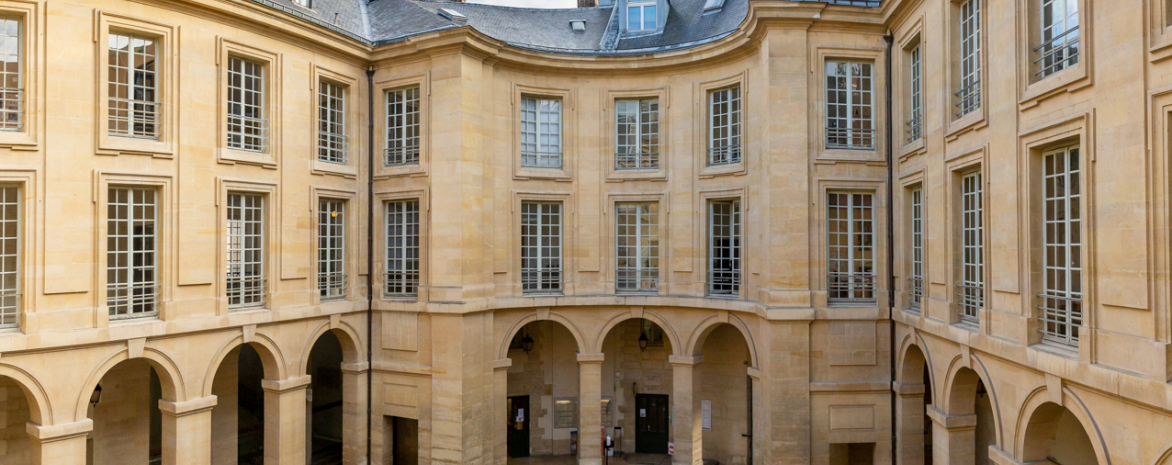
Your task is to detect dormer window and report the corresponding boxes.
[627,1,656,32]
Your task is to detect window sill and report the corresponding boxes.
[0,129,38,151]
[374,162,426,180]
[312,159,357,179]
[515,166,571,181]
[952,320,979,332]
[98,134,173,158]
[1031,340,1080,360]
[522,292,565,297]
[219,148,277,168]
[900,138,926,160]
[1020,61,1091,110]
[945,108,986,141]
[382,295,419,302]
[817,148,883,165]
[699,161,745,179]
[607,167,666,183]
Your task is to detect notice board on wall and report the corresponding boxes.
[555,397,578,428]
[701,399,712,431]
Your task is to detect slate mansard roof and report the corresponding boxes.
[249,0,880,55]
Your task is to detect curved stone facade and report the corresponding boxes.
[0,0,1166,464]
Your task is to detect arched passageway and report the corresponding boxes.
[307,331,344,464]
[85,358,164,465]
[598,318,675,458]
[504,320,582,462]
[210,343,273,465]
[895,343,930,465]
[0,374,35,464]
[1022,402,1098,465]
[695,323,752,465]
[936,367,995,465]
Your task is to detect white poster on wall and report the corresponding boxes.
[701,399,712,431]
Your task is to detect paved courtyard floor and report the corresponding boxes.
[507,453,673,465]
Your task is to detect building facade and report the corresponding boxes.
[0,0,1164,463]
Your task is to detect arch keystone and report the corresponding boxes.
[128,338,145,359]
[1046,373,1063,406]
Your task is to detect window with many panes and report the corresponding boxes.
[907,45,923,143]
[826,61,874,150]
[615,99,659,170]
[708,200,741,296]
[227,57,266,152]
[828,193,875,304]
[385,199,420,298]
[627,1,656,32]
[956,0,981,118]
[318,199,345,300]
[708,86,741,166]
[385,87,420,167]
[521,201,562,294]
[108,32,158,139]
[1035,0,1079,79]
[0,17,21,131]
[958,171,983,325]
[1039,146,1081,346]
[226,193,265,308]
[318,80,347,164]
[0,186,18,328]
[521,97,562,169]
[107,187,158,319]
[616,202,658,293]
[909,188,923,310]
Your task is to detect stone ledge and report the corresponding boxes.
[926,405,977,430]
[26,419,93,440]
[261,375,312,393]
[158,395,218,415]
[809,380,891,392]
[891,381,926,396]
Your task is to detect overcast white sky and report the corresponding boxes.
[466,0,577,8]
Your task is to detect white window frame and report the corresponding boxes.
[318,80,347,164]
[226,193,265,309]
[627,1,657,32]
[226,57,267,153]
[909,188,923,310]
[521,97,563,169]
[827,193,875,304]
[1038,145,1082,346]
[707,86,741,166]
[0,16,22,132]
[0,186,18,328]
[385,86,420,167]
[1035,0,1080,79]
[385,199,420,298]
[107,187,159,319]
[616,202,659,293]
[107,32,160,140]
[959,172,983,324]
[521,201,562,294]
[707,200,741,297]
[956,0,981,118]
[318,199,345,300]
[615,98,660,170]
[907,45,922,143]
[826,61,875,150]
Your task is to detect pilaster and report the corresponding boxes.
[27,419,92,465]
[670,355,702,465]
[263,376,312,465]
[578,353,605,465]
[159,395,218,465]
[340,361,370,465]
[927,405,976,465]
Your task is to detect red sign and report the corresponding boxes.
[668,442,674,455]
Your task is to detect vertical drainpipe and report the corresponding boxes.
[884,32,897,465]
[366,66,376,465]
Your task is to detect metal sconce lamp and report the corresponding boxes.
[521,330,535,353]
[637,318,649,352]
[90,384,103,407]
